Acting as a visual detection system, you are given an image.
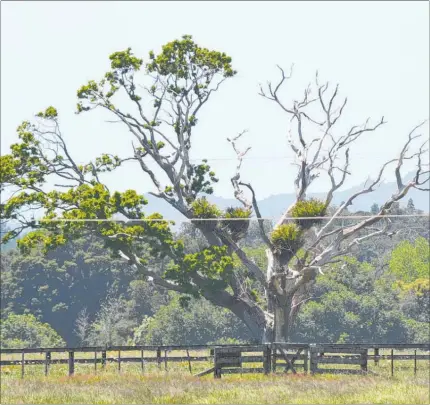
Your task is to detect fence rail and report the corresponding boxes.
[1,343,429,379]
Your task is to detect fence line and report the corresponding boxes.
[2,342,428,355]
[1,343,429,379]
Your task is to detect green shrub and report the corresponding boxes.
[290,198,327,229]
[190,197,221,230]
[270,223,303,253]
[222,207,252,239]
[0,313,65,348]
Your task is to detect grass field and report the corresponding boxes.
[1,350,429,404]
[1,371,429,404]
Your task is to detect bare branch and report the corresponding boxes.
[240,182,272,248]
[227,130,252,209]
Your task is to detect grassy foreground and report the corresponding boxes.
[1,371,429,404]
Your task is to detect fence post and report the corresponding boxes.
[164,350,168,371]
[21,351,25,379]
[157,347,161,370]
[360,349,368,372]
[374,348,379,366]
[101,350,106,369]
[263,345,271,375]
[303,348,308,374]
[141,350,145,373]
[414,350,417,376]
[44,351,51,376]
[186,349,192,374]
[118,350,121,373]
[271,344,277,373]
[213,348,221,379]
[309,344,318,375]
[391,349,394,377]
[68,351,75,376]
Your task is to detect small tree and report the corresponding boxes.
[0,313,65,348]
[406,198,416,213]
[1,35,428,343]
[87,294,136,346]
[74,308,91,346]
[370,203,380,215]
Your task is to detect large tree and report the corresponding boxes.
[1,35,428,343]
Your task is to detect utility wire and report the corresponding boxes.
[34,213,430,223]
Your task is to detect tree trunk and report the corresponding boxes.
[200,286,270,343]
[273,305,289,342]
[272,293,296,342]
[229,299,270,343]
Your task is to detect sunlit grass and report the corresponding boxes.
[1,349,429,404]
[2,371,429,404]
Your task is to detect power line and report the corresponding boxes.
[34,213,430,224]
[70,155,430,165]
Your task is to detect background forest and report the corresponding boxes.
[1,199,428,348]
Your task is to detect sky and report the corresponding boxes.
[1,1,429,201]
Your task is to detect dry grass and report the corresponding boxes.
[1,349,429,404]
[1,367,429,404]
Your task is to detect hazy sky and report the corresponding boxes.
[1,1,429,200]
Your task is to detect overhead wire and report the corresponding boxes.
[34,213,430,224]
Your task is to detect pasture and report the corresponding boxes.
[1,346,429,404]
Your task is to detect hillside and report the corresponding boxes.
[142,173,429,222]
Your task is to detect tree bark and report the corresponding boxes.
[274,304,291,342]
[229,298,270,343]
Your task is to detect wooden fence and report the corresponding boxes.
[1,343,429,378]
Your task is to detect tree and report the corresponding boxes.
[292,258,411,343]
[389,237,429,292]
[86,293,136,346]
[406,198,416,213]
[0,313,65,348]
[74,308,91,346]
[135,293,252,345]
[370,203,379,215]
[1,35,429,343]
[0,236,136,344]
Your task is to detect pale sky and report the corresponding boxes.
[1,1,429,200]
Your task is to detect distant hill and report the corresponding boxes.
[2,172,428,250]
[142,172,429,222]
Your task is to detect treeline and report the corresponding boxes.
[1,201,429,347]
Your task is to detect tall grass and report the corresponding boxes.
[1,349,429,404]
[1,364,429,404]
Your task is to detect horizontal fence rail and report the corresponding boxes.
[1,343,429,379]
[2,342,428,355]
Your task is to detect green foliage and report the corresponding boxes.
[0,121,49,192]
[76,35,235,120]
[165,246,233,292]
[0,236,140,344]
[0,313,65,348]
[36,106,58,119]
[290,199,327,218]
[185,161,219,198]
[270,223,303,253]
[135,294,251,345]
[291,198,327,229]
[147,34,236,80]
[189,197,221,230]
[222,207,252,240]
[109,47,143,72]
[293,257,429,344]
[389,237,429,285]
